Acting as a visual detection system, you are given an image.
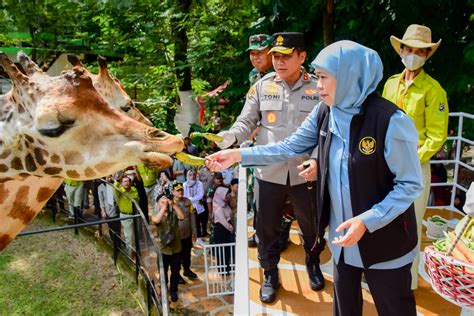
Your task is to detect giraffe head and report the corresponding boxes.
[0,52,183,250]
[18,51,152,126]
[0,52,183,180]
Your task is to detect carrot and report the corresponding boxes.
[455,239,474,263]
[451,246,469,263]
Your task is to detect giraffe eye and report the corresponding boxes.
[37,120,75,138]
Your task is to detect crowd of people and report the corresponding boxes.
[57,141,239,303]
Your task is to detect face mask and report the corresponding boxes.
[401,54,426,71]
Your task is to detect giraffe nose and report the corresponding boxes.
[147,129,168,139]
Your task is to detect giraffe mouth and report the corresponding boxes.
[142,152,174,171]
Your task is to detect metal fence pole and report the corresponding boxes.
[73,207,79,235]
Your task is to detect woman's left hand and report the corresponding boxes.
[332,217,367,247]
[297,159,318,181]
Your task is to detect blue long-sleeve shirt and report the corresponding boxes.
[241,103,423,269]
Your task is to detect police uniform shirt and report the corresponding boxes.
[229,71,320,186]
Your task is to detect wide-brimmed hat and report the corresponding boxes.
[390,24,441,60]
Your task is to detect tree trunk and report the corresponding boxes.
[322,0,335,47]
[173,0,192,91]
[169,0,192,132]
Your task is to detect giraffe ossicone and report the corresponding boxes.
[18,51,152,126]
[0,51,183,250]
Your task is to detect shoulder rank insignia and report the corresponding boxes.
[359,136,376,155]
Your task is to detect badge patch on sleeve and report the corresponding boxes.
[439,103,445,112]
[246,86,256,99]
[359,137,376,155]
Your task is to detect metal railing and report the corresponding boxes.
[429,112,473,215]
[18,180,170,316]
[203,242,236,296]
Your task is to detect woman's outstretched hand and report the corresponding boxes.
[205,149,242,172]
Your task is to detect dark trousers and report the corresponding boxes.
[333,253,416,316]
[162,252,181,293]
[195,210,209,237]
[213,222,235,273]
[179,236,193,272]
[256,178,325,272]
[251,178,259,230]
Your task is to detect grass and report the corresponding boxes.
[0,212,144,315]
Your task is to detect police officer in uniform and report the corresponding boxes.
[218,32,326,303]
[247,33,296,250]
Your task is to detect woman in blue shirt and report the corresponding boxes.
[206,40,423,316]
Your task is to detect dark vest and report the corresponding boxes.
[316,93,417,268]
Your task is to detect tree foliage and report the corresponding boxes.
[0,0,472,136]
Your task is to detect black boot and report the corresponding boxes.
[184,269,198,279]
[306,256,325,291]
[259,269,279,303]
[178,275,186,285]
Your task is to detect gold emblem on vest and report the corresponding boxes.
[359,137,376,155]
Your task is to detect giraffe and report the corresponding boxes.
[17,52,152,125]
[0,52,183,251]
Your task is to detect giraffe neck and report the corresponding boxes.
[0,176,62,250]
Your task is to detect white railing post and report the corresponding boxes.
[450,115,464,208]
[233,165,250,315]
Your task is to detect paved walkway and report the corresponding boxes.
[169,237,234,315]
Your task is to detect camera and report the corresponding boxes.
[163,186,174,200]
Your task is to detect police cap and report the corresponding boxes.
[269,32,305,55]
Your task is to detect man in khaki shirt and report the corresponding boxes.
[218,32,325,303]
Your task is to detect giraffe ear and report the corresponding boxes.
[97,56,111,78]
[17,51,43,76]
[0,51,28,84]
